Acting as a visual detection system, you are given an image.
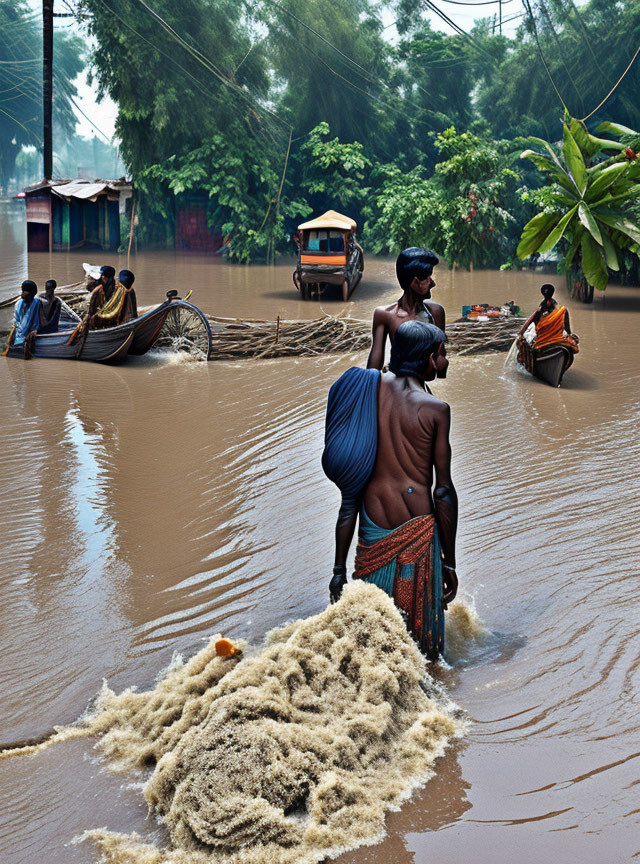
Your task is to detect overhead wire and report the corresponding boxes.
[521,0,567,110]
[580,42,640,122]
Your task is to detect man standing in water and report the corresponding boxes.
[323,321,458,660]
[367,247,448,377]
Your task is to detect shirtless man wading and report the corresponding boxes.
[323,320,458,659]
[367,247,447,378]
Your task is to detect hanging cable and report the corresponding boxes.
[522,0,567,110]
[580,42,640,122]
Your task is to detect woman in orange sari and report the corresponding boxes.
[519,284,579,353]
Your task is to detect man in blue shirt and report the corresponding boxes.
[12,281,42,346]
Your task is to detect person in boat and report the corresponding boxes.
[88,265,137,329]
[117,269,138,318]
[10,281,42,346]
[323,320,458,660]
[519,284,579,353]
[367,247,447,377]
[38,279,61,334]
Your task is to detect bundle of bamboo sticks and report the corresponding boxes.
[204,313,524,360]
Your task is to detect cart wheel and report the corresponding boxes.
[156,302,212,360]
[342,280,349,302]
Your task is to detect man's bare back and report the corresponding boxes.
[364,372,451,530]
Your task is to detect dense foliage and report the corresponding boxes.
[8,0,639,278]
[365,127,523,269]
[0,0,83,192]
[517,116,640,296]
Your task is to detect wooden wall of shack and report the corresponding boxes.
[24,183,130,253]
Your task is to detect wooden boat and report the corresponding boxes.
[516,335,575,387]
[293,210,364,302]
[3,293,212,364]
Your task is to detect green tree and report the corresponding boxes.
[365,127,522,269]
[297,122,372,223]
[143,134,309,262]
[0,0,83,192]
[477,0,640,139]
[516,116,640,300]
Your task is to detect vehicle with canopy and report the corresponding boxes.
[293,209,364,301]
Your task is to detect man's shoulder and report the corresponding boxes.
[373,302,399,319]
[416,393,450,421]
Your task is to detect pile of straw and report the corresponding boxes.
[207,314,371,360]
[205,314,525,360]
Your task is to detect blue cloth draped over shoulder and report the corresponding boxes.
[321,367,380,511]
[13,297,42,346]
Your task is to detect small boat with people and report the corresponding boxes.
[293,209,364,301]
[1,265,212,364]
[516,284,579,387]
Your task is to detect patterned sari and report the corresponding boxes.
[354,508,444,660]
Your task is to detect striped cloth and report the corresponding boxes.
[354,507,444,661]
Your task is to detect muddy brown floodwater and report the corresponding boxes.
[1,198,639,864]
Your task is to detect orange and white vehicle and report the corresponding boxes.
[293,209,364,301]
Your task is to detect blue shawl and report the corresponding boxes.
[322,367,380,511]
[13,297,42,345]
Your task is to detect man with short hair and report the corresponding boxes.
[11,280,42,346]
[88,265,137,328]
[367,247,447,377]
[323,320,458,660]
[38,279,61,334]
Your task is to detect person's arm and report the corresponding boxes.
[430,402,459,605]
[130,289,138,318]
[366,308,387,370]
[329,502,359,603]
[519,308,539,336]
[564,308,572,334]
[88,288,99,317]
[426,300,445,332]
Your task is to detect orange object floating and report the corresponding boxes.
[215,638,241,658]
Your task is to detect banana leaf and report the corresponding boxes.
[596,210,640,246]
[601,231,620,271]
[563,233,581,272]
[520,150,579,197]
[578,203,602,245]
[596,121,638,138]
[585,162,628,202]
[563,124,587,196]
[580,232,608,291]
[516,211,560,259]
[538,205,577,254]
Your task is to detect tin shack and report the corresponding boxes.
[24,178,133,252]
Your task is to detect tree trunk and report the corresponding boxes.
[567,255,594,304]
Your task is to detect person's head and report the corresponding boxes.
[100,265,116,288]
[540,283,556,311]
[118,269,135,289]
[21,280,37,303]
[389,320,447,382]
[396,247,440,299]
[44,279,56,297]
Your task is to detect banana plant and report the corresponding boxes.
[516,116,640,299]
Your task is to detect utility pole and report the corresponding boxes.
[499,0,502,35]
[43,0,53,180]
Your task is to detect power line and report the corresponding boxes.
[581,41,640,122]
[522,0,567,110]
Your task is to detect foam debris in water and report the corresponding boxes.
[83,581,466,864]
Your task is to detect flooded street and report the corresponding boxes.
[1,197,639,863]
